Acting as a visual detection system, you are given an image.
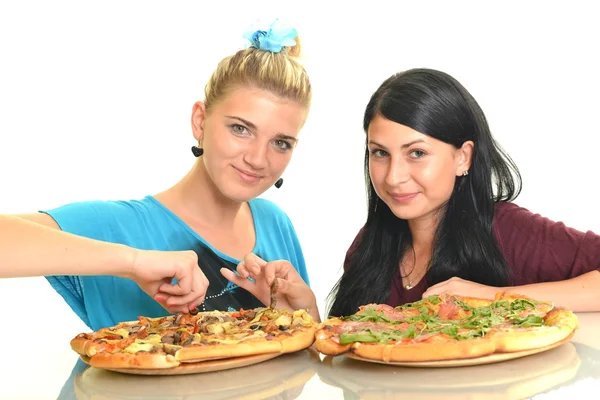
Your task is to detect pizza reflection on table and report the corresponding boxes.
[71,348,319,400]
[316,341,594,399]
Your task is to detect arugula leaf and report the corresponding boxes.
[510,299,536,312]
[453,299,473,311]
[342,308,396,324]
[339,325,418,345]
[396,295,441,310]
[510,314,544,327]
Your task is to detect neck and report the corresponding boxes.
[407,210,441,254]
[155,160,245,228]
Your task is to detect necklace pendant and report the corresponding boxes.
[405,282,413,290]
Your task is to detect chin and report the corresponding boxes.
[382,200,429,221]
[389,208,425,221]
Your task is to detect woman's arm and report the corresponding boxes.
[423,271,600,312]
[0,215,208,313]
[423,203,600,312]
[503,270,600,312]
[0,214,137,278]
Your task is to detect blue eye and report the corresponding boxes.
[369,149,388,158]
[274,139,292,151]
[410,149,426,159]
[230,124,249,135]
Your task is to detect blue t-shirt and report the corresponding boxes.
[41,195,309,331]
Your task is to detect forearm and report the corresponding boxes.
[0,215,135,279]
[504,271,600,312]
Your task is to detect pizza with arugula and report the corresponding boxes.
[315,292,578,362]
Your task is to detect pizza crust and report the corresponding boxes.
[89,352,180,369]
[314,320,353,356]
[70,336,90,357]
[176,340,282,362]
[279,325,318,353]
[176,326,317,362]
[491,308,579,353]
[352,336,497,362]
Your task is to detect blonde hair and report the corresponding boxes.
[203,36,311,112]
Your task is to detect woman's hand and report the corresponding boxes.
[129,249,209,314]
[220,253,320,322]
[422,276,499,299]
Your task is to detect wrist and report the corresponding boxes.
[118,245,138,280]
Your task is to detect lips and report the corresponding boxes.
[389,192,419,203]
[233,166,263,184]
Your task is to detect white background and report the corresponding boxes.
[0,1,598,399]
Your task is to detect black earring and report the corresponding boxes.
[274,178,283,188]
[191,146,204,157]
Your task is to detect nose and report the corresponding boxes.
[242,139,268,170]
[385,157,410,187]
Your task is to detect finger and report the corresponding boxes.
[164,269,209,308]
[164,288,207,307]
[220,268,255,292]
[158,281,187,296]
[263,262,287,286]
[244,254,267,276]
[155,291,204,311]
[172,262,194,294]
[154,294,180,314]
[156,269,193,297]
[236,261,250,279]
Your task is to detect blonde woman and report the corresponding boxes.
[8,19,314,330]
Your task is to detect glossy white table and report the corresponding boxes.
[11,313,600,399]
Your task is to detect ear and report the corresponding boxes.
[455,140,474,176]
[191,101,207,142]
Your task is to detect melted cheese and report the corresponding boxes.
[123,342,155,354]
[144,334,163,344]
[275,315,292,327]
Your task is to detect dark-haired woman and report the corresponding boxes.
[224,68,600,318]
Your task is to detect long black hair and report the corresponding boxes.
[327,68,522,317]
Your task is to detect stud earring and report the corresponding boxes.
[191,146,204,157]
[274,178,283,188]
[462,170,469,176]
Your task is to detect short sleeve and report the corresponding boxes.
[493,202,600,285]
[40,200,127,328]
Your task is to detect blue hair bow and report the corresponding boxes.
[243,19,297,53]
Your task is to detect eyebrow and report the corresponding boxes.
[225,115,298,143]
[368,139,426,149]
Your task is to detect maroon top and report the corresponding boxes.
[343,202,600,307]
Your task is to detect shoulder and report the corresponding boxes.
[493,201,551,233]
[42,196,156,221]
[492,200,597,253]
[493,201,535,221]
[493,201,584,235]
[249,198,293,225]
[40,196,160,237]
